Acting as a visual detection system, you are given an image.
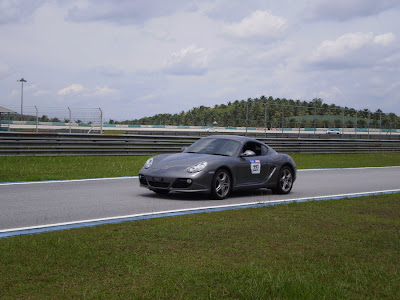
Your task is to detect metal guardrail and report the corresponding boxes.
[121,130,400,140]
[0,132,399,156]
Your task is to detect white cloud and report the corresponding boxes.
[137,92,159,102]
[25,84,38,92]
[315,86,343,102]
[253,41,293,64]
[314,32,373,58]
[373,33,395,46]
[58,84,84,96]
[1,1,400,118]
[163,45,209,76]
[223,10,288,42]
[309,32,396,69]
[33,90,50,97]
[57,84,119,98]
[87,86,119,97]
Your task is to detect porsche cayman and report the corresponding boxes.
[139,135,296,199]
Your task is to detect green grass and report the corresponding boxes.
[0,153,399,183]
[291,153,400,169]
[1,154,399,297]
[0,156,151,182]
[1,194,399,299]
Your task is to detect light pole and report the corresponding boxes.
[18,78,27,121]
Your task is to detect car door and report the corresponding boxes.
[235,141,270,186]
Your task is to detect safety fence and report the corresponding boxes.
[0,132,399,156]
[2,103,399,134]
[2,120,399,132]
[1,121,399,140]
[0,106,103,131]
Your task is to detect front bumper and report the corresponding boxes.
[139,172,211,193]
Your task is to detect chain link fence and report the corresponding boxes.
[1,102,399,137]
[1,105,103,133]
[5,105,102,124]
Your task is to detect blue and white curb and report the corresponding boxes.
[1,188,399,238]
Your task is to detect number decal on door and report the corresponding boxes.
[250,160,261,174]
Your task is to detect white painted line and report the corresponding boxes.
[1,188,400,237]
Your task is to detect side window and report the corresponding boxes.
[243,142,264,156]
[261,145,269,155]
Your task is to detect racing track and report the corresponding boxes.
[1,167,400,237]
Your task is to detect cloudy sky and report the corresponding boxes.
[1,0,399,121]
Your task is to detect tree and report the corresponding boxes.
[123,96,398,129]
[39,115,49,122]
[312,98,323,107]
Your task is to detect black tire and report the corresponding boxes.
[153,189,170,195]
[210,169,232,200]
[273,166,293,194]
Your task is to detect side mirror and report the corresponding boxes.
[181,147,187,152]
[240,150,256,157]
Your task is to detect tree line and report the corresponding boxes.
[110,96,399,129]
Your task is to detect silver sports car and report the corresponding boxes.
[139,135,296,200]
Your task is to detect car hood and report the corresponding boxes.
[149,152,231,171]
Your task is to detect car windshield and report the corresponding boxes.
[185,138,240,157]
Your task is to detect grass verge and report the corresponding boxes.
[0,156,151,182]
[1,194,399,299]
[1,153,399,183]
[290,152,400,169]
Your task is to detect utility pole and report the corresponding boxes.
[245,100,249,136]
[18,78,27,121]
[264,103,267,138]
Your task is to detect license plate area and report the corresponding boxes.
[152,177,164,182]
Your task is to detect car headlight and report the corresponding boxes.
[144,157,154,169]
[187,162,207,173]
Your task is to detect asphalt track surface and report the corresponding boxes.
[1,167,400,237]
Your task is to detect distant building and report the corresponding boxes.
[0,106,16,131]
